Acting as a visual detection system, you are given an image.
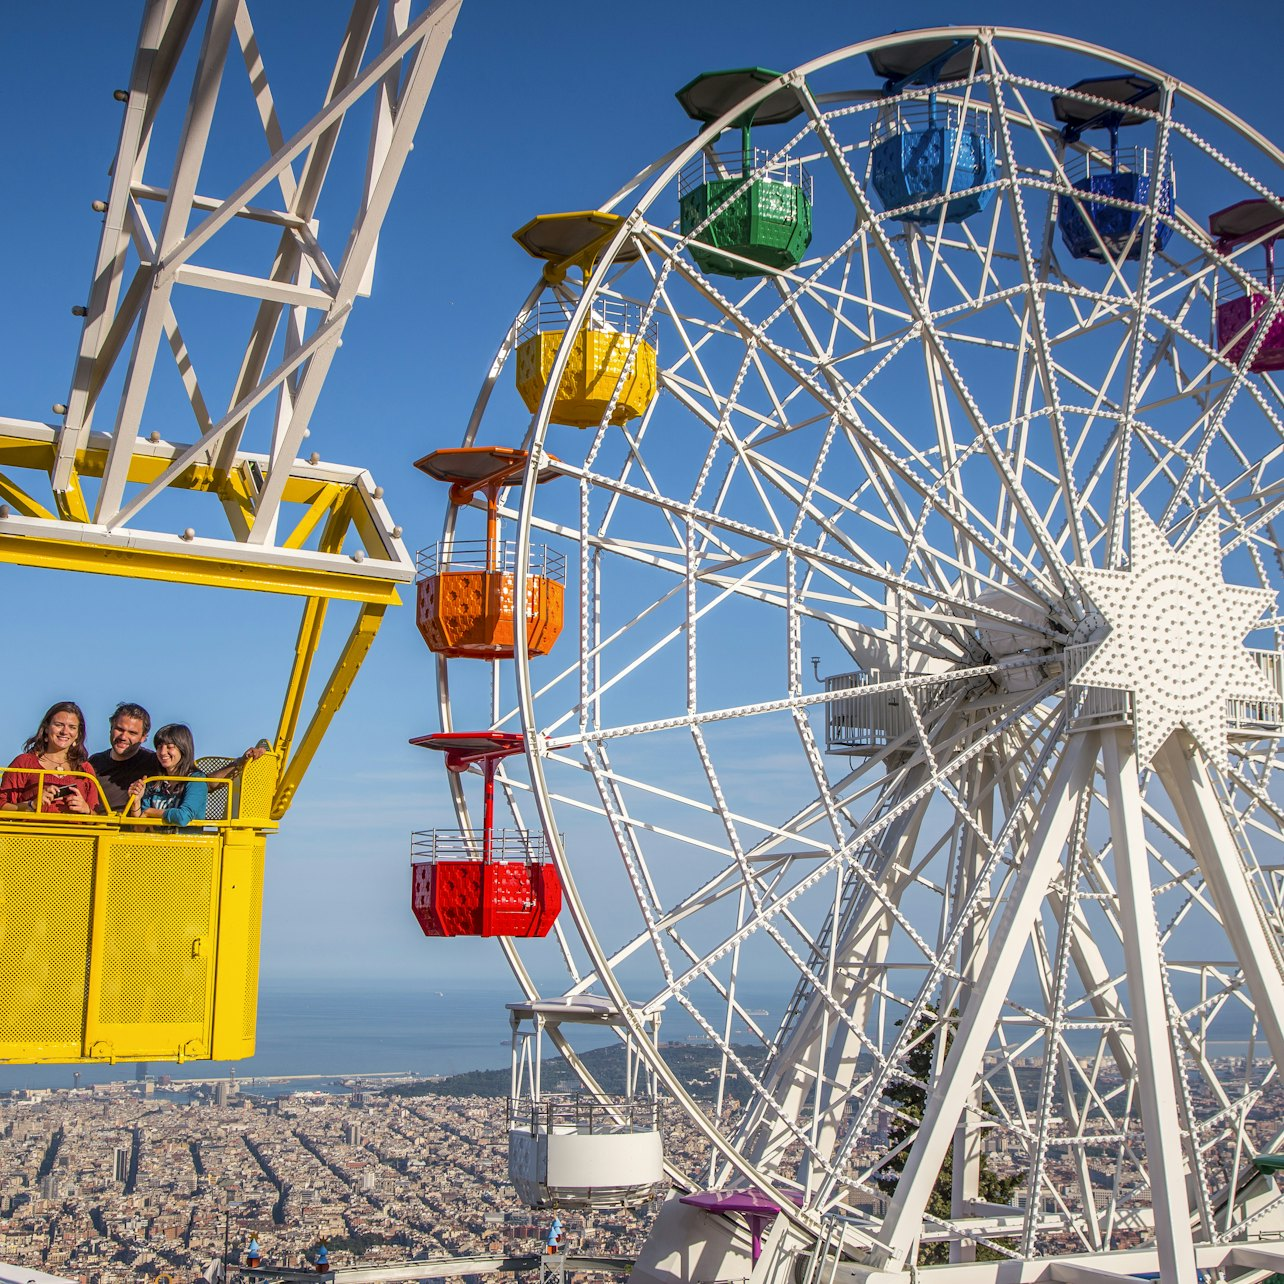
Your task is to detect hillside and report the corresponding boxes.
[385,1042,767,1101]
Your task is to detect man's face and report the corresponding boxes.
[108,716,147,760]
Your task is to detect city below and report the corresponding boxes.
[0,1071,695,1284]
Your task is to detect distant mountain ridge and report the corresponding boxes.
[386,1042,767,1100]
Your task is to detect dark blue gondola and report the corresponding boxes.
[1053,75,1175,263]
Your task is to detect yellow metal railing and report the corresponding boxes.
[0,767,109,819]
[0,754,277,1064]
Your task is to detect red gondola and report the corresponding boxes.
[409,731,561,938]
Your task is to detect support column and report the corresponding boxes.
[1102,729,1197,1284]
[875,736,1095,1268]
[1155,734,1284,1074]
[951,750,992,1262]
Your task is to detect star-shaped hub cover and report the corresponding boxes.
[1074,502,1277,769]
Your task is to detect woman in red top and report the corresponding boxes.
[0,701,102,815]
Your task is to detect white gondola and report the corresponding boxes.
[506,996,666,1210]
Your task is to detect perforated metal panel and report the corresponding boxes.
[236,754,277,823]
[95,835,216,1029]
[0,830,95,1058]
[0,821,268,1064]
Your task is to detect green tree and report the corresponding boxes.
[873,1011,1021,1265]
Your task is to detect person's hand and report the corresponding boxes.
[128,779,145,797]
[41,784,60,807]
[243,744,268,761]
[65,790,92,815]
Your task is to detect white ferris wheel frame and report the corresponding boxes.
[438,26,1284,1284]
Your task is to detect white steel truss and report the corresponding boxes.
[0,0,461,595]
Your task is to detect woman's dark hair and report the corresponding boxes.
[24,702,89,770]
[153,723,196,777]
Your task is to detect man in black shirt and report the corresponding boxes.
[89,702,159,812]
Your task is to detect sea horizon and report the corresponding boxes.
[0,974,792,1094]
[1,971,1265,1096]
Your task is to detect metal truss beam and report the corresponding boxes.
[32,0,459,582]
[0,417,409,602]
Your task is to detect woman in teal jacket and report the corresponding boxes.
[127,723,207,826]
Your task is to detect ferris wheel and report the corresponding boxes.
[417,26,1284,1284]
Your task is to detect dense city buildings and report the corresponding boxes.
[2,1057,1280,1283]
[0,1078,698,1284]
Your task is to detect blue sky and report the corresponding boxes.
[1,0,1281,999]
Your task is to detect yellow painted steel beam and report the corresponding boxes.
[274,501,349,760]
[283,481,345,551]
[0,531,405,604]
[272,601,387,819]
[0,429,348,506]
[219,462,259,541]
[0,472,54,520]
[346,483,388,553]
[0,431,401,569]
[275,596,330,763]
[52,472,91,524]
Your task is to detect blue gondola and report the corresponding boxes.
[1053,75,1175,263]
[866,36,996,225]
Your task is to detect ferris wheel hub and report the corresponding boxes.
[1074,503,1277,767]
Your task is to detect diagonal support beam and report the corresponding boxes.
[53,0,201,491]
[271,600,386,819]
[874,735,1095,1268]
[1102,729,1198,1284]
[246,0,458,542]
[1155,733,1284,1073]
[93,0,239,522]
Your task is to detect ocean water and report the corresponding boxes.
[0,978,526,1093]
[0,977,791,1093]
[0,973,1263,1095]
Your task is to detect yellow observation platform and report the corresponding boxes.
[0,0,458,1068]
[0,754,277,1065]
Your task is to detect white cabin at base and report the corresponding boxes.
[506,995,668,1209]
[509,1117,664,1209]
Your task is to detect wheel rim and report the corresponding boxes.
[440,27,1284,1277]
